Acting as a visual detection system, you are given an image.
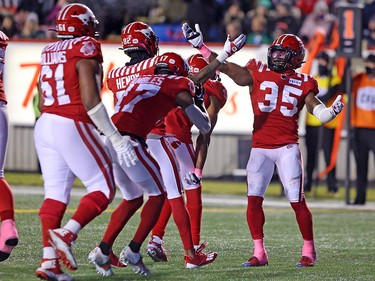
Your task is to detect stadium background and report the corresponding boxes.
[1,0,374,183]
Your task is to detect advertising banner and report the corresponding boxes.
[4,41,271,134]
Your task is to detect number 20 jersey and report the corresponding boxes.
[246,59,319,148]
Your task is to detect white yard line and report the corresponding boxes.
[12,185,375,211]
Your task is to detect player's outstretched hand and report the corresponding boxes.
[223,34,246,58]
[329,95,344,116]
[216,33,246,63]
[113,136,138,167]
[184,171,201,185]
[182,23,203,48]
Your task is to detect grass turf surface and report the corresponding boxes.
[5,172,375,201]
[0,189,374,281]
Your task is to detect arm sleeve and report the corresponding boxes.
[312,104,336,123]
[184,104,211,134]
[87,101,123,146]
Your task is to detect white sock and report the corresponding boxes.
[43,246,57,259]
[64,219,81,234]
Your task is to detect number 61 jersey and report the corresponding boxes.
[246,59,319,149]
[39,36,103,123]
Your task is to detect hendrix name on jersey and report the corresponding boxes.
[111,74,195,140]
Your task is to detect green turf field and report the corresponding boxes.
[0,185,374,281]
[5,172,375,201]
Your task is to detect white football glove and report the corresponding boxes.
[184,171,201,185]
[216,34,247,63]
[182,23,203,48]
[112,135,139,168]
[329,95,344,116]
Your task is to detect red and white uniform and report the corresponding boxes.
[108,62,196,199]
[34,37,115,203]
[245,59,319,202]
[112,75,194,139]
[165,79,227,189]
[0,32,8,178]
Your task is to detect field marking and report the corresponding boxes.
[14,207,372,214]
[12,185,375,211]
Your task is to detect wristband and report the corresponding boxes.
[194,168,202,177]
[198,44,212,60]
[216,51,229,63]
[312,104,335,123]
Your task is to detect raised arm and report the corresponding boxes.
[182,23,253,87]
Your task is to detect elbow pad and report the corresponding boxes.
[312,104,336,123]
[184,104,211,134]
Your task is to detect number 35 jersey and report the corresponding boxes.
[39,36,103,123]
[246,59,319,148]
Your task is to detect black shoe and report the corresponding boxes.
[350,201,365,205]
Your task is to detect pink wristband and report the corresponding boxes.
[194,168,203,177]
[198,44,212,60]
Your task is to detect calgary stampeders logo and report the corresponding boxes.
[80,41,96,56]
[71,12,92,26]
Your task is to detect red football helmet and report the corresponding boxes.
[56,3,99,39]
[155,52,189,77]
[187,54,208,74]
[121,21,159,57]
[267,34,305,72]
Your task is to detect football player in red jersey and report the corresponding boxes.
[0,31,19,263]
[34,4,137,281]
[88,22,245,276]
[147,54,228,257]
[183,24,344,267]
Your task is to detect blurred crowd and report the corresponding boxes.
[1,0,375,47]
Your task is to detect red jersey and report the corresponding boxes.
[0,44,7,103]
[111,74,195,140]
[39,36,103,123]
[351,73,375,129]
[246,59,319,148]
[165,79,227,143]
[107,56,172,136]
